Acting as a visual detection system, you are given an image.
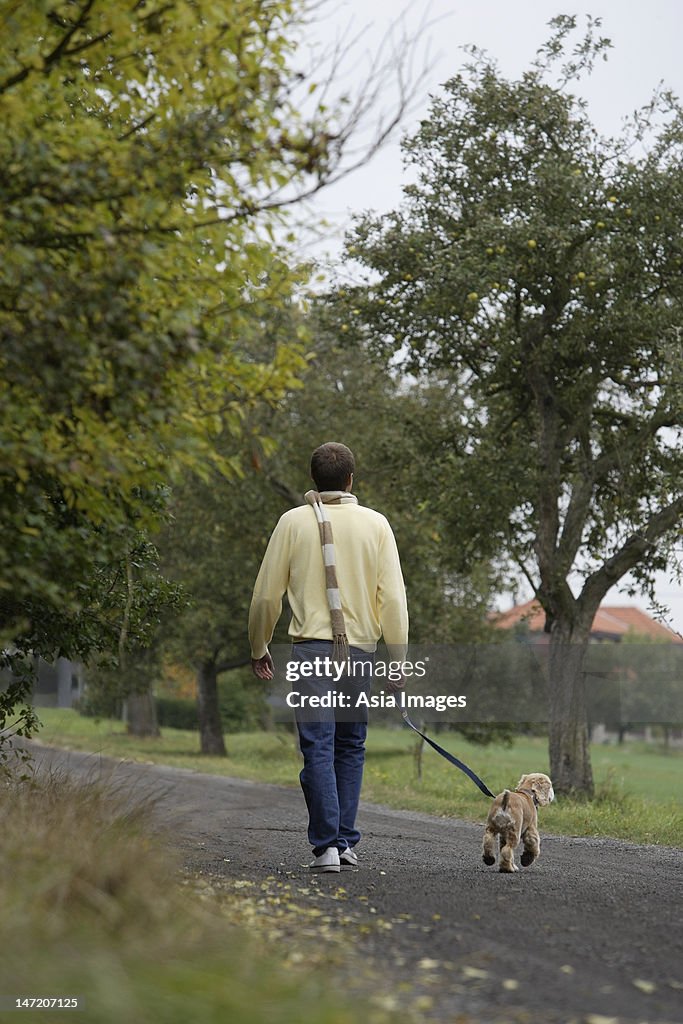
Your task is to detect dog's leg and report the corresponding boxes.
[498,827,520,872]
[520,826,540,867]
[482,826,497,866]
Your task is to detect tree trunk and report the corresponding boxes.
[197,660,226,756]
[125,689,160,738]
[548,624,594,796]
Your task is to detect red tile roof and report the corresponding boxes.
[493,599,683,643]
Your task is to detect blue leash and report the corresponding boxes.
[401,709,496,799]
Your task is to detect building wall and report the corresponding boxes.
[31,658,85,709]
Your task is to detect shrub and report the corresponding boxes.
[156,696,199,731]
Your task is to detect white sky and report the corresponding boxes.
[298,0,683,635]
[301,0,683,242]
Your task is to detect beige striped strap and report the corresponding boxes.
[304,489,357,661]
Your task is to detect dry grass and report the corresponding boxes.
[0,771,401,1024]
[2,772,179,944]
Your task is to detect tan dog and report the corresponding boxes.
[482,773,554,873]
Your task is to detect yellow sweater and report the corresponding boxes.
[248,501,408,658]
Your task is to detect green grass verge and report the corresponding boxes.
[34,708,683,847]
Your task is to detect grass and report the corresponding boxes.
[33,707,683,847]
[0,769,407,1024]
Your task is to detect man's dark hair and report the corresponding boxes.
[310,442,355,491]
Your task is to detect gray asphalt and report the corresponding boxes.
[27,743,683,1024]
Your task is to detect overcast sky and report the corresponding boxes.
[298,1,683,635]
[303,0,683,236]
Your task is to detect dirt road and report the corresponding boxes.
[28,744,683,1024]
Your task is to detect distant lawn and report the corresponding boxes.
[33,708,682,847]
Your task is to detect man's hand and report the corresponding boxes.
[384,675,405,695]
[251,653,274,680]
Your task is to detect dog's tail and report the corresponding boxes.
[491,789,513,829]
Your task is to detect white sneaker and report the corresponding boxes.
[339,847,358,870]
[309,847,340,873]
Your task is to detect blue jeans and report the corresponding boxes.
[290,641,373,855]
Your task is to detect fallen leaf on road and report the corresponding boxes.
[462,966,489,980]
[632,978,656,994]
[417,958,440,970]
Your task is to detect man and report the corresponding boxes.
[249,442,408,873]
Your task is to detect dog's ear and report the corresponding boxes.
[530,775,554,806]
[516,774,530,791]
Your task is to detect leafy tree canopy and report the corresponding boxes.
[153,312,502,753]
[0,0,363,749]
[0,1,338,657]
[334,15,683,629]
[328,15,683,791]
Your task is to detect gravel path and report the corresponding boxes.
[28,743,683,1024]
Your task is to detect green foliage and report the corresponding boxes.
[155,697,199,731]
[153,672,269,733]
[1,0,312,633]
[585,635,683,731]
[0,0,339,745]
[218,668,271,733]
[77,682,121,722]
[333,17,683,619]
[450,722,516,746]
[0,653,39,776]
[327,16,683,790]
[82,631,170,713]
[159,454,289,674]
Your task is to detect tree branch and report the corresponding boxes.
[117,112,156,143]
[557,397,678,575]
[591,402,678,480]
[513,556,540,597]
[215,656,251,675]
[0,0,99,94]
[265,474,304,507]
[579,494,683,616]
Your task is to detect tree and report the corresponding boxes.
[156,315,498,753]
[159,463,287,755]
[252,313,500,645]
[330,17,683,793]
[82,646,164,738]
[0,0,308,742]
[0,0,414,751]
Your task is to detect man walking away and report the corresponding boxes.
[249,442,408,873]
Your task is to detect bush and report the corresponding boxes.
[77,686,122,720]
[79,666,272,735]
[156,696,199,731]
[156,673,272,734]
[218,668,271,733]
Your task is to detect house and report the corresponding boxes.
[0,656,85,710]
[492,599,683,644]
[493,600,683,745]
[32,657,85,708]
